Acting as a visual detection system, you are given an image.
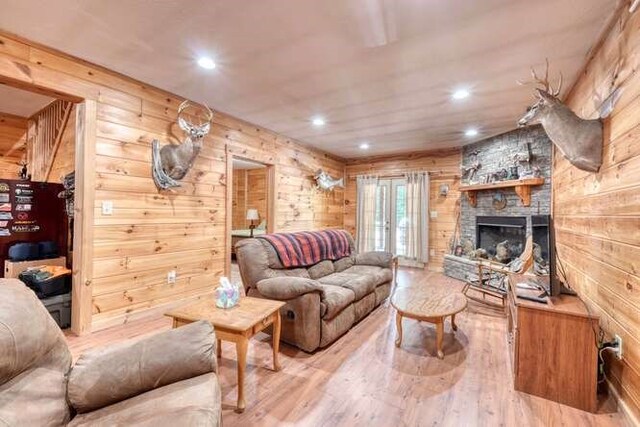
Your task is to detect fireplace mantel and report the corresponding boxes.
[460,177,544,207]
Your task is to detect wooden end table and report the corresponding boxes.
[391,285,467,359]
[165,296,285,413]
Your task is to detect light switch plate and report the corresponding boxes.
[430,210,438,219]
[101,201,113,215]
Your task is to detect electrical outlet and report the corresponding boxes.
[167,270,177,285]
[430,210,438,219]
[101,201,113,215]
[614,334,623,360]
[430,249,436,257]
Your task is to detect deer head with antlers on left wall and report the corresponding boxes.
[152,100,214,190]
[517,60,603,173]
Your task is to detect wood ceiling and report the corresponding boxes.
[0,0,617,158]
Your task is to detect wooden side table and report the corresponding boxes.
[166,296,285,413]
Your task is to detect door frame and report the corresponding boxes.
[0,78,94,335]
[224,151,276,277]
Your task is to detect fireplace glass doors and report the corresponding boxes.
[476,216,526,261]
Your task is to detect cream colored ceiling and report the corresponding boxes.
[0,0,617,158]
[0,85,54,117]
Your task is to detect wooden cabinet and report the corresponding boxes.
[507,274,599,412]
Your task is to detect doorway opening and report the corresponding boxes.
[372,178,408,255]
[0,84,80,331]
[356,173,429,267]
[225,156,275,280]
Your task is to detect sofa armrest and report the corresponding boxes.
[355,251,394,268]
[67,320,217,414]
[256,277,324,301]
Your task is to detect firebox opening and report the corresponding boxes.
[476,216,527,263]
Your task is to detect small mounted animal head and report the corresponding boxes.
[517,59,563,127]
[177,100,213,142]
[314,169,344,191]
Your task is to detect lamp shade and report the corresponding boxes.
[246,209,259,221]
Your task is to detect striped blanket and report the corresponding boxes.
[257,229,352,268]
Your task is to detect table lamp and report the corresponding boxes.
[246,209,259,237]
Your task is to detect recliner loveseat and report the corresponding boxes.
[236,231,395,352]
[0,279,222,426]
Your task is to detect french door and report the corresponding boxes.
[373,178,408,256]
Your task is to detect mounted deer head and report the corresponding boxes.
[517,60,603,173]
[151,101,214,190]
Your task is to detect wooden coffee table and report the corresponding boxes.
[165,296,285,413]
[391,285,467,359]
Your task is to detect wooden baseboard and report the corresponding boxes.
[606,378,640,427]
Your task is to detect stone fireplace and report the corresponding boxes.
[444,126,552,281]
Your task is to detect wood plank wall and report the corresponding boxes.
[0,112,27,179]
[232,170,247,229]
[0,32,345,331]
[555,6,640,422]
[344,148,461,271]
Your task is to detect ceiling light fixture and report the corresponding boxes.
[312,117,326,127]
[452,89,470,100]
[465,128,479,137]
[359,142,370,150]
[197,57,216,70]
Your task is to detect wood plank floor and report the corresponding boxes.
[65,268,626,426]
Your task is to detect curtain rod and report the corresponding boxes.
[348,170,458,179]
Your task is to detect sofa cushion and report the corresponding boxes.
[317,272,360,287]
[0,344,72,426]
[308,260,335,279]
[319,284,355,319]
[68,373,221,427]
[0,279,72,426]
[355,251,393,268]
[333,256,354,272]
[0,279,71,385]
[318,272,378,300]
[68,321,216,413]
[337,275,377,300]
[343,265,393,286]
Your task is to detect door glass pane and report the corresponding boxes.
[374,184,388,251]
[395,184,407,256]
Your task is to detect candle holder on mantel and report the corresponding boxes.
[246,209,259,237]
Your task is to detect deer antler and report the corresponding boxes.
[177,100,214,125]
[518,58,562,96]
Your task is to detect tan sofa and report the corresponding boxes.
[0,279,221,426]
[236,232,395,352]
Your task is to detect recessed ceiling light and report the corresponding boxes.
[452,89,470,100]
[465,128,479,137]
[312,117,326,127]
[197,57,216,70]
[359,142,370,150]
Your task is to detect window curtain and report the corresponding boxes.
[356,175,379,253]
[403,171,429,265]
